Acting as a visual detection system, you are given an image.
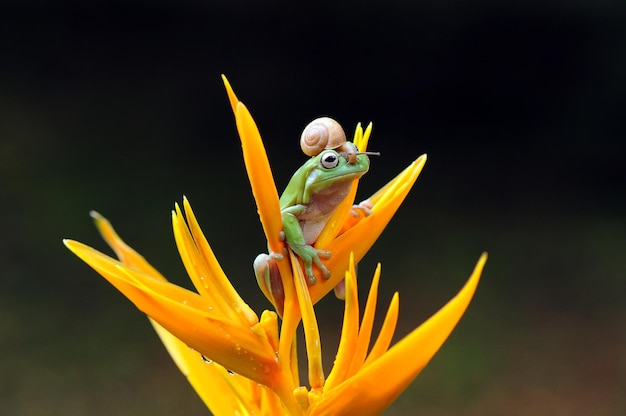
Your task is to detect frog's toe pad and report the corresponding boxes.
[350,200,374,218]
[317,249,331,259]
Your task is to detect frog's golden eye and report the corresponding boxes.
[319,151,340,169]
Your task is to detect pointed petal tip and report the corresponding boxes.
[475,252,488,270]
[222,75,241,114]
[63,238,80,249]
[221,74,231,89]
[63,239,88,256]
[413,153,427,166]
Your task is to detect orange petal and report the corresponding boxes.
[347,263,381,377]
[90,210,166,281]
[362,292,399,367]
[314,179,360,249]
[150,320,261,415]
[323,253,360,391]
[290,251,324,389]
[309,253,487,416]
[221,74,240,115]
[175,198,258,326]
[64,239,282,388]
[224,78,284,255]
[315,122,372,248]
[353,122,373,154]
[308,155,427,303]
[172,204,241,321]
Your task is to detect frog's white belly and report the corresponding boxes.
[297,182,351,244]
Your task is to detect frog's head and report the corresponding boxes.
[304,141,374,195]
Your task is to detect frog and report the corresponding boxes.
[254,139,372,305]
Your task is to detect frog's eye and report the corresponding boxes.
[320,151,340,169]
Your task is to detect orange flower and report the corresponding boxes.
[64,76,486,415]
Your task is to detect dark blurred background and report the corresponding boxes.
[1,1,624,415]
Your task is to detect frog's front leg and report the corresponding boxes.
[350,199,374,218]
[282,208,331,285]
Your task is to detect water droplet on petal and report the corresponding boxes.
[200,275,209,290]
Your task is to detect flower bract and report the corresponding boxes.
[64,76,487,415]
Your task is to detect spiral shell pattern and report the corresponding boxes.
[300,117,347,157]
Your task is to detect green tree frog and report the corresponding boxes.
[254,117,374,306]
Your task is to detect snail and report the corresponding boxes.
[300,117,347,157]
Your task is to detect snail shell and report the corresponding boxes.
[300,117,347,157]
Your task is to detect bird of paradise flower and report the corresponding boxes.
[64,76,487,415]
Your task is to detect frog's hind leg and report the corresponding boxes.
[254,253,285,315]
[333,279,346,300]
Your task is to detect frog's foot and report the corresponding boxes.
[314,249,332,281]
[254,252,286,314]
[350,199,374,218]
[290,244,331,285]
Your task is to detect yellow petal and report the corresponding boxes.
[308,155,427,303]
[309,253,487,416]
[313,179,359,249]
[224,78,284,256]
[90,210,167,281]
[323,253,359,391]
[346,263,381,377]
[182,197,248,317]
[315,122,372,248]
[362,292,399,367]
[87,210,276,412]
[64,239,282,388]
[275,258,301,383]
[221,74,240,115]
[172,205,240,321]
[290,251,324,389]
[173,199,258,326]
[151,320,260,416]
[353,121,373,154]
[65,239,213,312]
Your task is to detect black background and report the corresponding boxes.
[1,1,624,415]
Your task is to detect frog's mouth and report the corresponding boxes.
[316,168,369,185]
